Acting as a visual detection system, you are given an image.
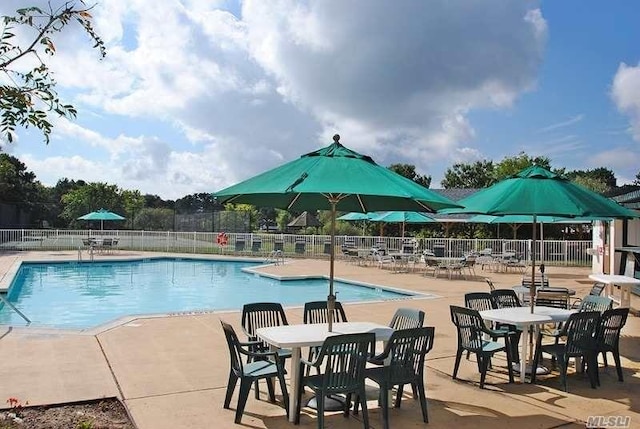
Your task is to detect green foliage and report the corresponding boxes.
[175,193,220,213]
[388,163,431,188]
[0,153,40,206]
[133,208,174,230]
[493,152,551,180]
[565,167,616,193]
[60,182,124,227]
[441,160,495,189]
[0,2,105,144]
[76,420,94,429]
[224,203,259,230]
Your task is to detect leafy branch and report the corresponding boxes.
[0,1,105,144]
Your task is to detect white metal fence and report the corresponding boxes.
[0,229,593,266]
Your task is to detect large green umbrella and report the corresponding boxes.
[215,134,461,331]
[442,165,637,311]
[337,212,373,221]
[78,208,126,231]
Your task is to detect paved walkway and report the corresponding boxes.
[0,251,638,428]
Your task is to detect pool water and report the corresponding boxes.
[0,258,413,329]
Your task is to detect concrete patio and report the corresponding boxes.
[0,250,638,428]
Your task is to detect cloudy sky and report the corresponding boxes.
[2,0,640,200]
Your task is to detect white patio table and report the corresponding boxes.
[588,273,640,308]
[479,306,575,383]
[256,321,394,423]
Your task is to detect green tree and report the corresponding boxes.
[224,203,259,231]
[0,153,40,207]
[134,207,174,231]
[494,152,551,180]
[1,2,106,144]
[175,193,220,213]
[121,189,145,229]
[60,182,123,227]
[388,163,431,188]
[566,167,616,193]
[441,160,495,189]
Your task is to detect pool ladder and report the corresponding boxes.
[78,245,94,262]
[0,294,31,325]
[266,250,285,266]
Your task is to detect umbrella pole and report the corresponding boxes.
[328,200,337,332]
[530,215,537,314]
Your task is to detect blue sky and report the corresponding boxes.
[2,0,640,199]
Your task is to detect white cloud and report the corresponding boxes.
[611,62,640,141]
[538,115,584,133]
[4,0,547,198]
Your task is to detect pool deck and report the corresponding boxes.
[0,250,638,428]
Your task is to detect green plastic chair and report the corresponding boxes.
[354,327,435,429]
[450,305,515,388]
[220,320,289,424]
[295,332,374,429]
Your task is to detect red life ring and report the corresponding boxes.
[216,232,228,246]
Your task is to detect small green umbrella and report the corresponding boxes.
[78,208,126,231]
[442,165,637,312]
[215,134,461,331]
[368,211,437,237]
[337,212,374,221]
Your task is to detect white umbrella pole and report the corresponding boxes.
[328,200,337,332]
[530,215,537,313]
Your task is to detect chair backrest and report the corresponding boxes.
[522,275,549,288]
[563,311,600,356]
[315,333,374,394]
[463,255,476,267]
[303,301,348,324]
[589,282,606,297]
[595,307,629,349]
[241,302,288,340]
[450,306,486,353]
[383,327,435,383]
[464,292,495,312]
[535,289,570,309]
[235,237,245,252]
[251,238,262,252]
[484,278,496,292]
[425,257,439,268]
[490,289,522,308]
[578,295,613,313]
[82,238,92,246]
[220,320,245,376]
[388,308,425,330]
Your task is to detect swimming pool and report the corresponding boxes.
[0,258,416,329]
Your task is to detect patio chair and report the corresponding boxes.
[354,327,435,429]
[462,255,477,277]
[535,289,570,309]
[101,238,114,254]
[241,302,292,399]
[484,278,496,292]
[235,237,246,253]
[374,250,397,270]
[423,257,441,278]
[303,300,349,376]
[251,237,262,254]
[450,305,515,388]
[220,320,289,424]
[531,311,600,391]
[295,333,374,429]
[589,307,629,383]
[570,282,606,309]
[522,274,549,289]
[490,289,522,309]
[464,293,520,363]
[295,239,306,254]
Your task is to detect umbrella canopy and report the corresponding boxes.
[78,208,126,230]
[442,165,637,311]
[368,211,437,237]
[215,134,461,330]
[337,212,374,221]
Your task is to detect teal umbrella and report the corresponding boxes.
[442,165,637,311]
[78,208,125,231]
[215,134,461,331]
[368,211,437,237]
[337,212,373,221]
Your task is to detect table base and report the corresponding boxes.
[511,362,549,375]
[306,394,347,411]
